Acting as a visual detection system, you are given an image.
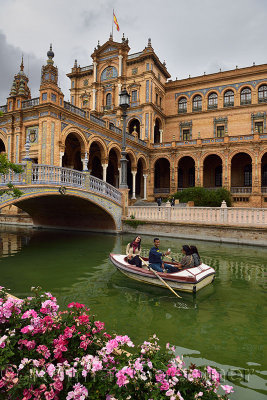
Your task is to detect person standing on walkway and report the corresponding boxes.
[149,238,178,273]
[171,197,175,207]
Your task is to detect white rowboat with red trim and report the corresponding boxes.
[109,254,215,294]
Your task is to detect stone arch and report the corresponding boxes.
[100,65,118,82]
[3,189,120,232]
[222,86,237,96]
[62,130,86,171]
[61,126,87,154]
[137,154,148,171]
[202,153,223,188]
[176,94,189,103]
[231,152,253,188]
[152,155,171,169]
[88,137,108,162]
[206,89,220,97]
[177,155,195,188]
[237,84,253,94]
[261,151,267,187]
[192,93,203,111]
[126,149,137,169]
[107,145,120,187]
[0,131,7,153]
[154,157,170,195]
[128,117,141,138]
[229,149,255,163]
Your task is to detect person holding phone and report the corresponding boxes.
[148,238,178,273]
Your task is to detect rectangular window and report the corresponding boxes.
[217,125,225,137]
[8,102,12,110]
[146,63,149,71]
[42,93,47,101]
[159,97,162,108]
[72,80,75,88]
[71,96,74,105]
[51,93,57,102]
[60,98,62,106]
[131,90,137,102]
[151,64,153,71]
[158,73,161,81]
[17,100,20,108]
[132,68,138,75]
[255,121,263,133]
[183,129,190,141]
[156,93,158,105]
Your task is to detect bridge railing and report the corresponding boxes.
[0,164,122,204]
[32,165,85,187]
[0,164,26,184]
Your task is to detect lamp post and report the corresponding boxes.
[119,88,130,188]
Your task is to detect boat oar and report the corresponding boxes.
[139,257,182,299]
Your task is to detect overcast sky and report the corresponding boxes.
[0,0,266,105]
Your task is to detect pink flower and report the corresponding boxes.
[66,383,88,399]
[166,366,178,377]
[21,309,38,319]
[67,302,85,309]
[46,364,56,377]
[221,384,234,394]
[160,381,170,391]
[53,378,63,392]
[191,369,202,379]
[94,320,104,330]
[116,370,129,387]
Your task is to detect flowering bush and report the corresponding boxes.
[0,287,233,399]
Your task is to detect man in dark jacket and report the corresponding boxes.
[149,238,178,273]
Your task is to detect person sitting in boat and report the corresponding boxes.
[148,238,178,273]
[126,236,142,267]
[175,245,195,269]
[190,245,201,267]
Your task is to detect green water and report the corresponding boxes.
[0,226,266,399]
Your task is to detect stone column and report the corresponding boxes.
[59,151,64,167]
[102,163,108,182]
[131,170,137,199]
[118,55,123,76]
[82,152,88,171]
[93,61,97,83]
[92,88,96,111]
[118,167,121,186]
[159,129,163,143]
[143,174,148,200]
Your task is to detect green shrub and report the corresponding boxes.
[171,187,232,207]
[124,219,147,228]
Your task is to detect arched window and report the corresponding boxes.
[244,164,252,186]
[224,90,234,107]
[258,85,267,103]
[106,93,112,109]
[208,92,218,109]
[193,95,202,111]
[178,97,187,113]
[240,87,251,105]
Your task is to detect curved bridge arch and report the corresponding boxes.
[0,164,122,232]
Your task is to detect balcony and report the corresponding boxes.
[240,100,251,106]
[22,97,40,109]
[154,188,170,194]
[102,105,114,112]
[207,104,218,110]
[224,102,234,108]
[231,187,252,194]
[192,106,202,112]
[64,102,86,118]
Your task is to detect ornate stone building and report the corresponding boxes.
[0,35,267,207]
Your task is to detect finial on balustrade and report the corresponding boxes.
[23,136,31,161]
[83,152,88,171]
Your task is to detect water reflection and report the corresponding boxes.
[0,228,266,399]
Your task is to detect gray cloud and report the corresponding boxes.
[0,31,43,104]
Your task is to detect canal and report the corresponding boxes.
[0,226,266,399]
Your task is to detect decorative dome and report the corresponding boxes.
[47,44,54,65]
[47,44,54,59]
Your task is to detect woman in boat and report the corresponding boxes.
[126,236,142,267]
[190,245,201,267]
[175,245,194,269]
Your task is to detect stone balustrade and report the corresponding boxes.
[0,164,122,204]
[128,204,267,226]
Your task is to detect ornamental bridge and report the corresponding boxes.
[0,162,123,232]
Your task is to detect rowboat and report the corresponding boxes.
[109,254,216,293]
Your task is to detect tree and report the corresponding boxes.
[0,153,23,198]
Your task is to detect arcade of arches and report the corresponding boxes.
[56,131,267,205]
